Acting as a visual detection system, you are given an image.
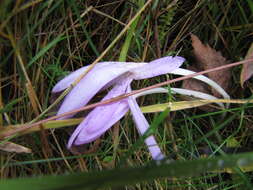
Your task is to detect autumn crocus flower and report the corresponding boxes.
[52,56,184,160]
[52,56,230,160]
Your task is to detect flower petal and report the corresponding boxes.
[67,79,132,148]
[132,56,185,80]
[52,62,111,93]
[127,86,165,160]
[170,68,230,99]
[52,61,147,93]
[57,62,145,119]
[133,87,224,108]
[170,88,224,108]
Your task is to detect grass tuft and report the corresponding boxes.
[0,0,252,189]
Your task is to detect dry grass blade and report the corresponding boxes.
[0,118,83,136]
[1,97,253,138]
[0,142,31,153]
[142,98,253,113]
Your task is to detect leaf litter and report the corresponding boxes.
[240,42,253,87]
[182,34,231,110]
[0,142,32,153]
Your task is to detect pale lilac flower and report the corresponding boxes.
[52,56,184,160]
[52,56,230,160]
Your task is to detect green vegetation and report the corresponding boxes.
[0,0,252,189]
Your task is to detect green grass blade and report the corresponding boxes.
[246,0,253,13]
[27,35,66,67]
[1,152,253,190]
[67,0,99,57]
[0,97,23,114]
[118,0,144,61]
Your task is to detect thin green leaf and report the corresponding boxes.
[0,97,23,114]
[1,152,253,190]
[27,35,66,67]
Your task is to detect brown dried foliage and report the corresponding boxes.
[240,43,253,87]
[183,34,231,99]
[0,142,32,154]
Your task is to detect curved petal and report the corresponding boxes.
[71,100,129,146]
[171,88,224,108]
[132,56,185,80]
[57,62,144,119]
[133,87,224,108]
[127,86,165,160]
[52,62,146,93]
[67,79,132,148]
[52,62,112,93]
[170,68,230,99]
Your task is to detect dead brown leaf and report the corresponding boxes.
[181,34,231,111]
[0,141,32,153]
[190,34,231,97]
[240,43,253,87]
